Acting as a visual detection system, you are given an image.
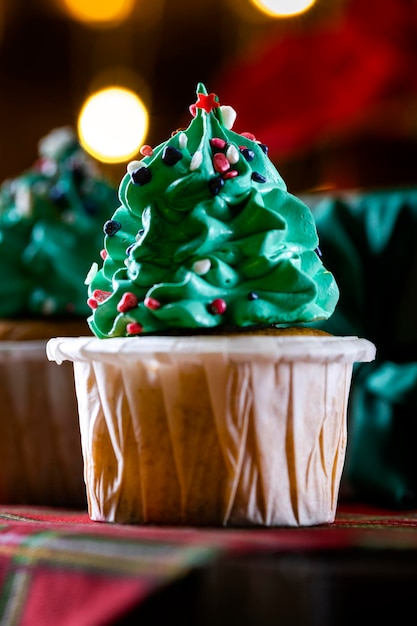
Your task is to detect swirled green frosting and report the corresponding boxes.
[0,127,117,318]
[87,83,339,337]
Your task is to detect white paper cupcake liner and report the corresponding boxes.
[0,340,86,507]
[47,335,376,526]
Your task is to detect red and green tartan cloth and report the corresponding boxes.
[1,503,417,625]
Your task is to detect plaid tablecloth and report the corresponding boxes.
[1,503,417,625]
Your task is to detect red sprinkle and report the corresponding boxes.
[223,170,238,179]
[213,153,230,173]
[241,132,256,141]
[87,297,98,309]
[189,103,197,117]
[117,292,139,312]
[210,137,227,150]
[100,249,108,260]
[92,289,111,303]
[140,144,153,157]
[126,322,143,335]
[195,92,219,113]
[208,298,227,315]
[144,296,161,310]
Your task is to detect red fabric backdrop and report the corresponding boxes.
[216,0,417,161]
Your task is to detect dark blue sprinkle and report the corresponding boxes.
[252,172,266,183]
[71,165,85,186]
[248,292,258,300]
[208,176,224,196]
[137,229,144,237]
[49,185,68,208]
[126,243,135,255]
[258,143,268,155]
[162,146,183,166]
[103,219,121,236]
[131,167,152,185]
[240,148,255,162]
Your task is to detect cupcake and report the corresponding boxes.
[0,127,118,507]
[47,85,375,526]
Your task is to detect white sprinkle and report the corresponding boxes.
[226,144,239,164]
[15,185,32,216]
[190,150,203,171]
[84,262,98,285]
[38,127,75,159]
[127,160,145,174]
[220,105,237,130]
[193,258,211,275]
[178,133,188,149]
[42,297,56,315]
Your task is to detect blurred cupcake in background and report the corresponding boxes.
[0,126,117,507]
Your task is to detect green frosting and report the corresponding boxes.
[0,127,118,318]
[87,83,339,337]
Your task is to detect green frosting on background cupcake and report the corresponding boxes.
[87,83,339,337]
[0,127,117,318]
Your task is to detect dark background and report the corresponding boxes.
[1,0,417,192]
[0,0,251,185]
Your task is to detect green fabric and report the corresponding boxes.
[305,188,417,508]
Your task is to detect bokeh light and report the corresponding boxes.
[249,0,316,18]
[78,87,148,163]
[60,0,135,26]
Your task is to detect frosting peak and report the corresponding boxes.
[86,84,339,337]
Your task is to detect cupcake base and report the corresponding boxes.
[0,340,86,507]
[47,334,376,526]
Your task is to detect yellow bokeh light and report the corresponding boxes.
[78,87,148,164]
[249,0,316,17]
[61,0,135,26]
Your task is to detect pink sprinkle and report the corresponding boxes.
[140,144,153,157]
[209,298,227,315]
[100,249,108,260]
[87,297,98,309]
[189,103,197,117]
[92,289,112,303]
[213,153,230,173]
[126,322,143,335]
[38,157,56,175]
[223,170,238,179]
[117,292,139,312]
[241,132,256,141]
[144,296,161,310]
[210,138,226,150]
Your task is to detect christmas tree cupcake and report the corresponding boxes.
[0,127,117,508]
[86,83,338,337]
[48,85,375,526]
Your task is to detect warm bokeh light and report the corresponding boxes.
[78,87,148,163]
[60,0,135,26]
[249,0,317,17]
